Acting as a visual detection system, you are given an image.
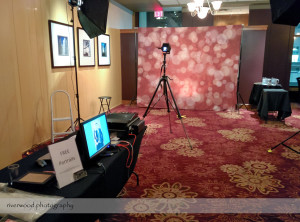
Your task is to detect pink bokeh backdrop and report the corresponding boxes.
[137,25,242,111]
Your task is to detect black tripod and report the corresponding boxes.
[143,53,193,149]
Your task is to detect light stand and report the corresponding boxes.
[69,3,84,127]
[65,0,109,130]
[143,44,193,149]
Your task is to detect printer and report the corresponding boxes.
[106,112,145,137]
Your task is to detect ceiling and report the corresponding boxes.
[113,0,270,14]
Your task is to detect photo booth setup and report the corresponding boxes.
[137,26,243,111]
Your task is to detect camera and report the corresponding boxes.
[159,43,171,54]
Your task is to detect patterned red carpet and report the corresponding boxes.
[104,104,300,222]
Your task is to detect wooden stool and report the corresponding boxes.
[98,96,112,114]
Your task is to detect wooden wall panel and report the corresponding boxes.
[238,27,267,104]
[121,31,137,100]
[249,9,295,90]
[182,12,213,27]
[214,14,249,26]
[0,0,24,166]
[263,25,294,89]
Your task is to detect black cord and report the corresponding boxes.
[87,163,106,175]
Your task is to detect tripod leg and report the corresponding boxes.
[165,95,178,116]
[149,95,163,111]
[163,80,173,133]
[143,78,163,118]
[168,112,172,133]
[165,79,193,149]
[164,90,173,133]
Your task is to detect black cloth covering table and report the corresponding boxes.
[0,127,146,222]
[249,82,282,106]
[257,89,292,120]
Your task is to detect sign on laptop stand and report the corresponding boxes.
[48,135,86,188]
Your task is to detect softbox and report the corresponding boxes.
[270,0,300,26]
[78,0,109,38]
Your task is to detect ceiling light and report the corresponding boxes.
[187,0,222,19]
[211,1,222,10]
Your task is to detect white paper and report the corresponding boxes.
[48,136,83,188]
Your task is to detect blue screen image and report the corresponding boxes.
[83,114,110,158]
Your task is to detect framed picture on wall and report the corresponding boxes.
[97,34,110,66]
[77,28,95,67]
[48,20,75,68]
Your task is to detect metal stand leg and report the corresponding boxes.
[143,78,164,118]
[268,130,300,154]
[143,76,193,149]
[236,92,248,113]
[165,79,193,149]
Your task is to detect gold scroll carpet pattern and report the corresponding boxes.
[104,105,300,222]
[220,161,284,195]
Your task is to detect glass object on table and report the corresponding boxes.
[271,78,279,86]
[262,77,271,85]
[8,164,19,186]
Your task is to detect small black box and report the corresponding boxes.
[131,118,145,134]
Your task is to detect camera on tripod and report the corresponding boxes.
[159,43,171,54]
[143,42,192,149]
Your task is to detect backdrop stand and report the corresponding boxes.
[129,97,137,106]
[143,50,193,149]
[129,31,138,107]
[268,130,300,154]
[236,26,248,113]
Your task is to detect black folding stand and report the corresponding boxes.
[235,28,248,112]
[268,130,300,154]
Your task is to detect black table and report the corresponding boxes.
[257,89,292,120]
[0,127,146,222]
[249,82,282,106]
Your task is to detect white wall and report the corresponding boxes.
[108,1,133,29]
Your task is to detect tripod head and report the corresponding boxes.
[158,43,171,77]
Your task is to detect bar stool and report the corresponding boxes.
[98,96,112,114]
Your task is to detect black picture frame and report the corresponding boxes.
[48,20,75,68]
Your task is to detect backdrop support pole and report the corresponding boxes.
[236,26,248,113]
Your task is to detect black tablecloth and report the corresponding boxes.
[249,82,282,106]
[257,89,292,120]
[0,127,146,222]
